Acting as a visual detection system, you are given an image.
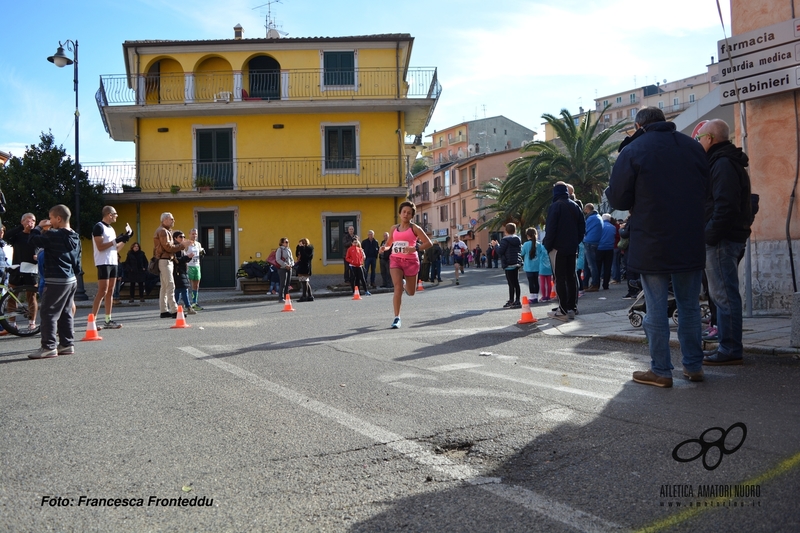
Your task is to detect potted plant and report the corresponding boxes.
[195,175,215,192]
[121,184,141,193]
[432,186,441,193]
[170,185,181,194]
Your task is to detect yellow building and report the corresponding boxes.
[92,27,440,287]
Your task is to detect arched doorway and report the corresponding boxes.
[247,56,280,99]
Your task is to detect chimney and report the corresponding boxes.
[234,24,244,40]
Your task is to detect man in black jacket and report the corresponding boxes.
[606,107,710,388]
[543,182,585,321]
[696,119,751,366]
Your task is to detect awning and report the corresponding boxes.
[434,236,449,242]
[458,230,471,236]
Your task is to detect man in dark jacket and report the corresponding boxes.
[543,182,585,321]
[696,119,751,366]
[606,107,710,388]
[582,203,603,291]
[27,204,81,359]
[362,230,380,289]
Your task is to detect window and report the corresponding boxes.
[493,128,496,134]
[444,170,451,196]
[574,118,580,125]
[461,199,467,218]
[324,125,356,170]
[603,99,609,107]
[196,128,233,189]
[451,170,457,185]
[604,114,611,122]
[616,96,622,104]
[434,176,441,193]
[422,181,430,201]
[448,149,452,159]
[630,108,637,118]
[460,168,468,191]
[469,165,476,189]
[323,51,355,86]
[504,129,507,135]
[689,94,695,103]
[616,110,622,119]
[673,97,679,106]
[325,216,357,260]
[629,93,636,103]
[439,204,448,222]
[658,101,664,109]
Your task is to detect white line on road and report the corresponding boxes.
[468,370,617,400]
[428,363,484,372]
[179,346,625,532]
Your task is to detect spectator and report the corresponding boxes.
[171,231,196,315]
[576,241,586,296]
[379,232,393,288]
[596,213,616,290]
[5,213,39,331]
[275,237,295,302]
[606,107,709,387]
[91,206,132,329]
[498,223,523,308]
[537,239,553,303]
[124,242,148,303]
[342,225,355,284]
[583,203,603,292]
[696,119,752,366]
[26,205,80,359]
[521,228,540,303]
[430,240,443,283]
[362,230,380,289]
[153,212,189,319]
[345,236,370,296]
[295,237,315,301]
[186,228,205,310]
[543,182,585,320]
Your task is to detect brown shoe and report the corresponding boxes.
[585,286,600,292]
[683,369,705,382]
[632,370,673,388]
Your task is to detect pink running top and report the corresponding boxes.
[391,225,418,258]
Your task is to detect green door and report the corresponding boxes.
[198,211,236,288]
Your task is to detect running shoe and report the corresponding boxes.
[29,347,58,359]
[103,320,122,329]
[391,317,401,329]
[57,345,75,355]
[192,303,204,311]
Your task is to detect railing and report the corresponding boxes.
[449,134,466,145]
[98,68,441,105]
[83,157,403,193]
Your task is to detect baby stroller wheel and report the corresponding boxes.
[672,308,680,326]
[629,312,643,328]
[700,304,711,322]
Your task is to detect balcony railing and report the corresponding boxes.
[83,156,403,193]
[448,134,466,145]
[97,68,441,106]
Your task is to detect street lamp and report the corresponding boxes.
[48,39,87,300]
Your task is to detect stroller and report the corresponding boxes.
[627,279,711,328]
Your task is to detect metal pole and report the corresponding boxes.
[72,40,87,300]
[740,102,751,317]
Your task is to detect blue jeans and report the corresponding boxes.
[364,257,377,286]
[431,259,442,281]
[583,242,599,287]
[640,271,703,377]
[706,240,745,358]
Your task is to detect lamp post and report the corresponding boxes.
[48,40,87,300]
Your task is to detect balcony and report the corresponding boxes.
[448,134,466,145]
[83,156,405,196]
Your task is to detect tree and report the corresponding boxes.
[410,157,428,175]
[0,132,105,239]
[488,108,628,229]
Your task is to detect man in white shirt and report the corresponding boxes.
[451,235,467,285]
[91,206,131,329]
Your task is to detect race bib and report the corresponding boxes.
[454,245,462,256]
[392,241,409,254]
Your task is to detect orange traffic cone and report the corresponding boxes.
[282,294,296,311]
[352,287,362,300]
[171,305,192,328]
[517,296,537,324]
[81,313,103,341]
[417,278,425,291]
[550,284,557,299]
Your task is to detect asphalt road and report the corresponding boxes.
[2,267,799,532]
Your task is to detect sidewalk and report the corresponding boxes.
[80,277,798,356]
[537,308,798,356]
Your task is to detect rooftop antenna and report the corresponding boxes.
[253,0,288,38]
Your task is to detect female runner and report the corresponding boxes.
[379,201,433,328]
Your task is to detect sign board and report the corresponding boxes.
[719,66,800,106]
[717,18,800,60]
[470,218,477,226]
[717,41,800,83]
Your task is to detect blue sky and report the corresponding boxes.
[0,0,731,163]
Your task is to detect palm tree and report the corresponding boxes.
[490,108,628,228]
[474,177,510,232]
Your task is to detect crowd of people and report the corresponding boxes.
[3,110,753,378]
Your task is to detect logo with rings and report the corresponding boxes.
[672,422,747,471]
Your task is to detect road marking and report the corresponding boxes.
[468,370,616,400]
[180,346,624,532]
[514,364,622,384]
[428,363,484,372]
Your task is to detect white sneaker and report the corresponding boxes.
[29,347,58,359]
[186,307,197,315]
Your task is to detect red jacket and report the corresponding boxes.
[345,246,365,267]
